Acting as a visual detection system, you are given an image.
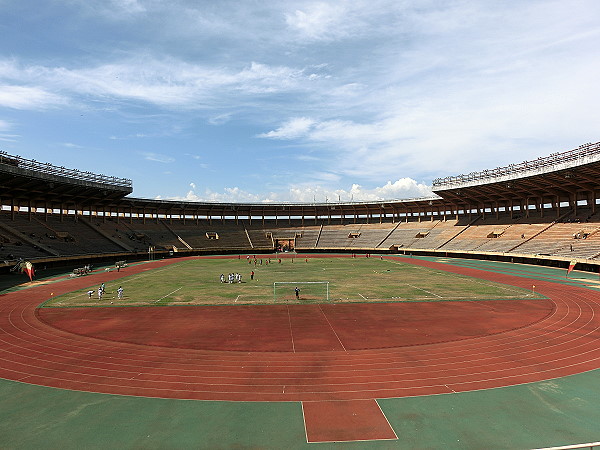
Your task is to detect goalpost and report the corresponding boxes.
[273,281,330,302]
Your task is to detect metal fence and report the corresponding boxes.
[432,142,600,189]
[0,151,132,189]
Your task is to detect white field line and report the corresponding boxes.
[429,269,527,295]
[107,260,192,301]
[458,275,526,294]
[155,287,183,303]
[108,264,181,290]
[386,260,527,296]
[66,267,164,299]
[406,283,443,298]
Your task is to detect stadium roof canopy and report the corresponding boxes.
[1,141,599,218]
[0,152,132,206]
[432,141,600,206]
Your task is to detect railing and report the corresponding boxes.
[0,151,132,189]
[432,141,600,189]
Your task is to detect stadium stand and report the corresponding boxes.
[378,218,468,250]
[2,142,600,271]
[166,221,252,251]
[116,220,181,251]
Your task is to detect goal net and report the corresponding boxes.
[273,281,330,303]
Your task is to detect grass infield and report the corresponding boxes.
[42,256,544,308]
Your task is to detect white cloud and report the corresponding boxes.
[164,177,433,203]
[0,119,12,131]
[282,178,433,203]
[68,0,146,19]
[0,58,314,110]
[140,152,175,163]
[1,1,599,201]
[257,117,315,139]
[61,142,84,149]
[283,0,400,42]
[208,113,232,125]
[368,179,433,200]
[285,3,347,40]
[174,187,264,203]
[113,0,145,14]
[0,85,66,110]
[256,20,600,181]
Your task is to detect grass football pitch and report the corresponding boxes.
[43,256,542,308]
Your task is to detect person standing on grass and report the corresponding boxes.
[98,286,103,300]
[117,286,124,299]
[295,286,300,300]
[250,270,254,280]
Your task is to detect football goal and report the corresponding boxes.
[273,281,330,303]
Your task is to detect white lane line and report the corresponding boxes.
[318,305,347,352]
[286,305,296,353]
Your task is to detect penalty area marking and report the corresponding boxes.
[155,287,182,303]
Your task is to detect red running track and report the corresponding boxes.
[1,256,600,402]
[38,299,553,352]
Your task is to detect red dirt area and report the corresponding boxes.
[37,299,553,352]
[303,399,397,443]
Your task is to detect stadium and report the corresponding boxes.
[2,141,600,269]
[1,142,600,448]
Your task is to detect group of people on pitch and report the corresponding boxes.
[86,282,124,301]
[221,273,242,284]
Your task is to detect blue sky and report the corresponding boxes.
[1,0,599,203]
